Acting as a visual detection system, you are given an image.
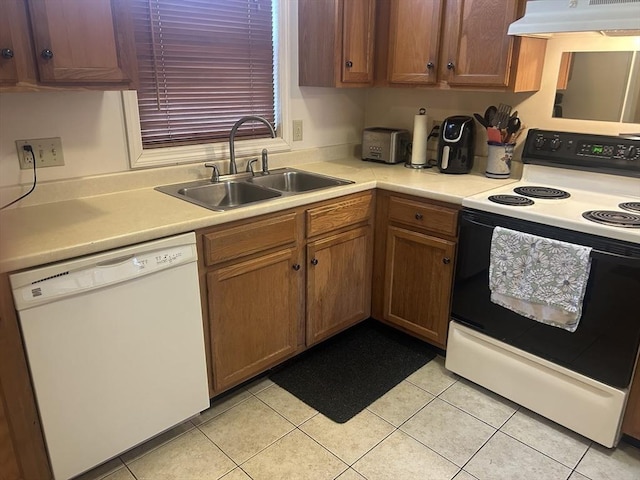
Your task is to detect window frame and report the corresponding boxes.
[123,0,291,169]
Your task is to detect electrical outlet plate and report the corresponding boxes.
[292,120,303,142]
[16,137,65,169]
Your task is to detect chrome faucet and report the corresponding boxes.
[228,116,276,174]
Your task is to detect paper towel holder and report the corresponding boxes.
[405,107,431,169]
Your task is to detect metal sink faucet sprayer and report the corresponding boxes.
[228,116,276,174]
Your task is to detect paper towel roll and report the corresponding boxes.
[410,109,428,166]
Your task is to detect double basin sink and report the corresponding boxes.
[155,168,353,211]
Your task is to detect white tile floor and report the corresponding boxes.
[76,356,640,480]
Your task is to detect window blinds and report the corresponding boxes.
[131,0,276,148]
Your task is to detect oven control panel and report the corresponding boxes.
[524,129,640,177]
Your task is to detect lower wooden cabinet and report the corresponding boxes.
[306,226,372,346]
[198,191,374,396]
[207,247,303,392]
[383,226,455,347]
[623,360,640,441]
[373,191,459,349]
[0,274,51,480]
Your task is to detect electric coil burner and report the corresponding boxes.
[582,210,640,228]
[449,129,640,449]
[620,202,640,213]
[513,186,570,199]
[488,194,534,206]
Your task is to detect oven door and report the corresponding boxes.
[451,208,640,389]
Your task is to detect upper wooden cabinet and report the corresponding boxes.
[1,0,137,91]
[376,0,547,92]
[299,0,376,87]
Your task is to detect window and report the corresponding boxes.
[130,0,278,149]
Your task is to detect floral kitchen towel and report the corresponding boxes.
[489,226,593,332]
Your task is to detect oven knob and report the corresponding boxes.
[550,138,562,151]
[534,136,545,148]
[625,145,637,160]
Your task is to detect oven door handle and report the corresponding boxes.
[462,216,640,267]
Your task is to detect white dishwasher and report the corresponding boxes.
[10,232,209,480]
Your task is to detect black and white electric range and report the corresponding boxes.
[446,129,640,448]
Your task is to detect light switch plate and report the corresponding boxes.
[16,137,65,169]
[292,120,303,142]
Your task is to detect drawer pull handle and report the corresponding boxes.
[345,60,353,68]
[1,48,14,59]
[415,213,423,220]
[41,49,54,60]
[443,257,451,264]
[426,61,434,70]
[447,62,455,70]
[292,264,301,271]
[311,258,319,266]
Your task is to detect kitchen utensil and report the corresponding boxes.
[496,103,512,128]
[484,106,497,127]
[474,113,489,128]
[504,116,521,143]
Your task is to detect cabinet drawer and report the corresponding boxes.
[388,196,458,236]
[306,192,373,237]
[203,213,298,265]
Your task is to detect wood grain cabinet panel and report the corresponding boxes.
[306,226,372,346]
[377,0,546,92]
[306,191,373,237]
[1,0,137,91]
[208,248,303,392]
[622,360,640,441]
[0,7,19,85]
[26,0,136,85]
[203,213,297,266]
[383,226,455,348]
[299,0,376,87]
[0,274,51,480]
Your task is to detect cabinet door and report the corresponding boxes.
[0,393,20,480]
[307,226,372,346]
[26,0,135,85]
[341,0,376,84]
[208,248,303,393]
[441,0,519,87]
[383,226,455,348]
[0,8,18,85]
[387,0,443,85]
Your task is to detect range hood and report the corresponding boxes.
[508,0,640,37]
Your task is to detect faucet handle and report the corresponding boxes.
[261,149,269,174]
[246,158,259,175]
[204,163,220,182]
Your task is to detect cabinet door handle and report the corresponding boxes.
[1,48,14,59]
[345,60,353,68]
[447,62,455,70]
[426,61,434,70]
[292,263,301,271]
[311,258,318,266]
[41,49,54,60]
[443,257,451,264]
[415,213,423,220]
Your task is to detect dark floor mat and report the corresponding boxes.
[269,319,437,423]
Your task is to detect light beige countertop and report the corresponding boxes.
[0,156,516,273]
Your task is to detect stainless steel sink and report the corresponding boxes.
[156,180,281,211]
[155,168,353,211]
[247,169,353,193]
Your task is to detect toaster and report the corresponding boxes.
[362,127,410,164]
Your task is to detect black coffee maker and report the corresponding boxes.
[437,115,475,174]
